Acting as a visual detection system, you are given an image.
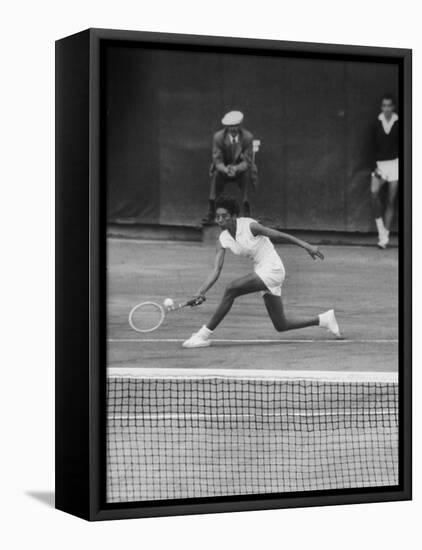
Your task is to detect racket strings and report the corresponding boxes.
[128,302,165,333]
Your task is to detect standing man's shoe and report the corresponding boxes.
[202,200,216,224]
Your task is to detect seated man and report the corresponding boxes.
[203,111,254,222]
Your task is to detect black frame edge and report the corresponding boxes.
[93,490,409,521]
[90,27,411,58]
[400,48,412,501]
[55,29,92,521]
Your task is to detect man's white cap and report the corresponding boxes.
[221,110,244,126]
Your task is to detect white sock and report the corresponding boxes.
[318,312,327,328]
[375,217,386,236]
[198,325,213,337]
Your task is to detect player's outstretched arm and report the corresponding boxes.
[195,241,226,298]
[250,222,324,260]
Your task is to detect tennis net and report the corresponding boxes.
[107,368,398,503]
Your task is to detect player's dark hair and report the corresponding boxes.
[215,195,240,216]
[381,93,396,105]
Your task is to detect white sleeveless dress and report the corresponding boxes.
[219,217,286,296]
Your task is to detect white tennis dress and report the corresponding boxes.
[219,217,286,296]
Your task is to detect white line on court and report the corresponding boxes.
[108,338,398,344]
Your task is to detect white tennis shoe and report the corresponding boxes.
[182,325,212,348]
[319,309,342,338]
[377,228,390,249]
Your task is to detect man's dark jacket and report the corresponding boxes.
[211,128,254,175]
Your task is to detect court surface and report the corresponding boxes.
[107,238,398,373]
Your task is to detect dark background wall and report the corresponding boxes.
[105,46,398,232]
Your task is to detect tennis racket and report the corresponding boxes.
[128,296,206,333]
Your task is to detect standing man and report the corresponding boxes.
[203,111,254,222]
[371,94,399,249]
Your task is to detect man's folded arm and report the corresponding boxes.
[236,137,253,173]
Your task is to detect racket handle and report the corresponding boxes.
[185,295,206,307]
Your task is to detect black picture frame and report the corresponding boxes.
[55,28,412,521]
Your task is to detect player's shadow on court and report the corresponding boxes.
[26,491,55,508]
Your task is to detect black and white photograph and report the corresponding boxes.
[104,40,404,504]
[4,0,422,542]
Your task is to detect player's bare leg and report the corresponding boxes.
[264,294,341,337]
[383,180,398,244]
[207,273,266,330]
[371,173,388,248]
[182,273,266,348]
[263,294,319,331]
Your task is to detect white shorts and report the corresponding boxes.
[255,263,286,297]
[375,159,399,182]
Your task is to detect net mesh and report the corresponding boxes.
[106,369,398,503]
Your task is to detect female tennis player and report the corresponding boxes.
[183,196,341,348]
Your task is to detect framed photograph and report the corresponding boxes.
[55,28,412,521]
